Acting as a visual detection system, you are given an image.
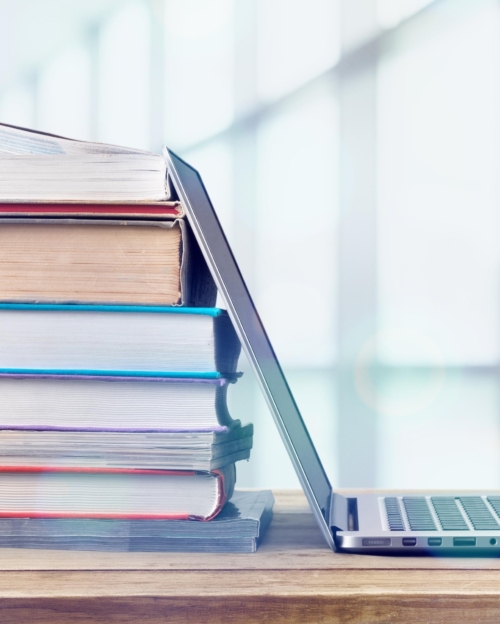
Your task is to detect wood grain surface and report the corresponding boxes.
[1,489,500,623]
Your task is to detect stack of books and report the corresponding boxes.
[0,123,273,552]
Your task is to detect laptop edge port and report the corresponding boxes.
[402,537,417,546]
[453,537,476,547]
[428,537,442,547]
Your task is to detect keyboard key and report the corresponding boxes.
[431,497,469,530]
[403,497,437,531]
[487,497,500,521]
[384,497,405,531]
[460,497,500,530]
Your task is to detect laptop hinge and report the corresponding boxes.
[330,493,349,531]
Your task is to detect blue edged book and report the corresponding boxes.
[0,304,240,378]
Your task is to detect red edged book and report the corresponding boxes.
[0,465,235,521]
[0,202,184,219]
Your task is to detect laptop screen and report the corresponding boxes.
[165,149,333,536]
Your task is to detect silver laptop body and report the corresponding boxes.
[165,149,500,554]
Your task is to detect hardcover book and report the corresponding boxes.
[0,464,235,521]
[0,374,239,431]
[0,202,184,218]
[0,218,215,306]
[0,305,241,376]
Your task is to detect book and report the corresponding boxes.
[0,490,274,552]
[0,306,240,376]
[0,374,238,430]
[0,424,254,471]
[0,218,215,306]
[0,464,235,520]
[0,123,173,202]
[0,202,184,218]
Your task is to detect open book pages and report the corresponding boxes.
[0,124,170,202]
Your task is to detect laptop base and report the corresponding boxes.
[334,492,500,555]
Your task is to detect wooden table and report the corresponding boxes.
[1,489,500,623]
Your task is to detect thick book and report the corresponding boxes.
[0,464,235,520]
[0,424,253,471]
[0,306,240,376]
[0,374,238,430]
[0,490,274,553]
[0,218,215,306]
[0,123,175,203]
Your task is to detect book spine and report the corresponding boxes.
[189,468,228,522]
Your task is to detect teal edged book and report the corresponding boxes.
[0,304,241,378]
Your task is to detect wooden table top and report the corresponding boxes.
[1,489,500,623]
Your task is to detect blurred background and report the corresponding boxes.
[1,0,499,490]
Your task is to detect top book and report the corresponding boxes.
[0,124,179,208]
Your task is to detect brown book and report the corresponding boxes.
[0,218,216,306]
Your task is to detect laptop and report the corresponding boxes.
[165,148,500,554]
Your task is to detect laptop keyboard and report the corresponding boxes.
[461,497,500,530]
[384,497,405,531]
[402,497,437,531]
[431,497,469,530]
[384,496,500,531]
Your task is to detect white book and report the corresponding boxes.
[0,425,253,471]
[0,464,236,521]
[0,305,240,376]
[0,124,171,202]
[0,375,238,431]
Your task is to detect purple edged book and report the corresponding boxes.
[0,373,252,471]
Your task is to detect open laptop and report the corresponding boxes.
[165,149,500,555]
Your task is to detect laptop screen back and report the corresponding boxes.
[165,150,333,542]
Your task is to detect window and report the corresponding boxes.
[98,2,151,149]
[38,46,92,140]
[4,0,500,491]
[376,0,500,487]
[257,0,340,102]
[164,0,234,149]
[0,84,35,128]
